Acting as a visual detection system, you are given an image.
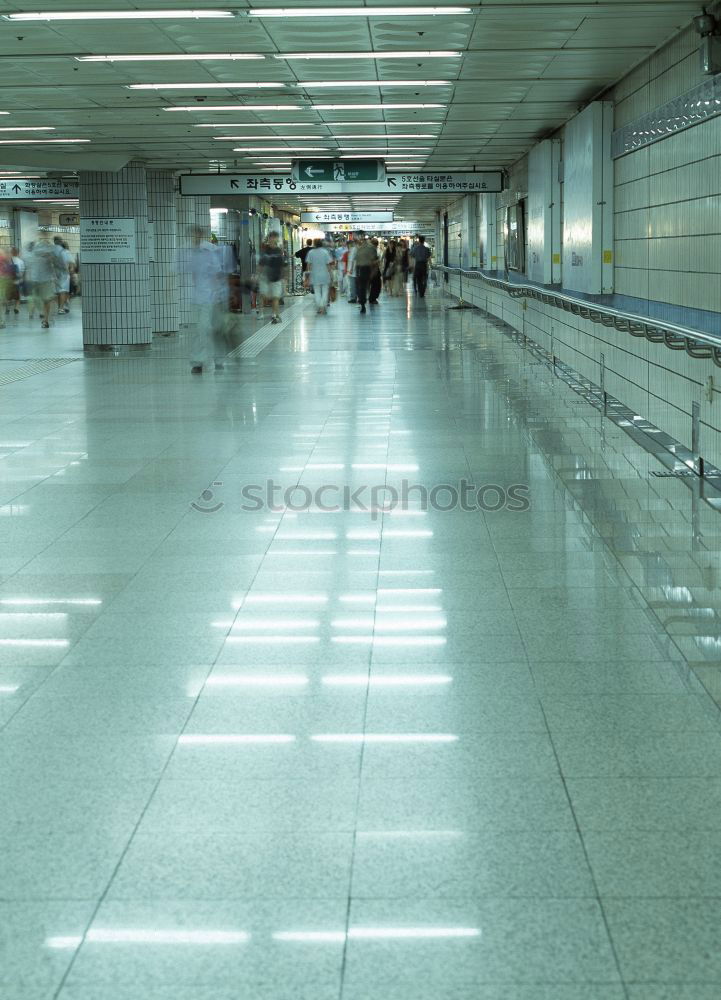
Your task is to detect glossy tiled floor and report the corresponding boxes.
[2,289,721,999]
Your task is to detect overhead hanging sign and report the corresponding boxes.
[80,217,137,265]
[180,171,503,197]
[292,159,385,183]
[324,221,428,233]
[0,177,79,200]
[301,211,393,224]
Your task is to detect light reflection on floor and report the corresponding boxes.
[0,289,720,998]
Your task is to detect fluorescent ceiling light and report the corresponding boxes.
[333,133,435,138]
[313,103,444,110]
[298,80,450,88]
[341,154,425,159]
[214,135,325,140]
[164,104,301,111]
[248,7,471,17]
[129,82,285,90]
[77,52,265,62]
[276,50,461,59]
[0,138,89,144]
[4,8,234,19]
[338,145,431,149]
[195,122,326,127]
[324,120,441,125]
[0,126,55,132]
[233,146,330,151]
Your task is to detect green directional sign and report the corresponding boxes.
[338,160,384,181]
[292,159,385,183]
[294,161,334,181]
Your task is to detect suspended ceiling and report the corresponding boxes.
[0,1,701,220]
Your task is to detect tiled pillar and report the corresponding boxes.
[175,193,209,328]
[194,195,211,233]
[147,170,178,335]
[79,162,152,353]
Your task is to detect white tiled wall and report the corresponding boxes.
[448,14,721,469]
[446,271,721,469]
[147,170,178,335]
[79,163,152,348]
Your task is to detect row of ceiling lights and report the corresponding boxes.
[78,51,462,62]
[0,6,472,169]
[3,7,471,19]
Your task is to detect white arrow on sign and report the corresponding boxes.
[304,166,325,178]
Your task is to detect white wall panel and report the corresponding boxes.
[562,101,614,294]
[527,139,553,284]
[479,193,497,270]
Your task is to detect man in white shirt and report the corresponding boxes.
[178,225,228,374]
[305,238,333,314]
[53,238,73,315]
[26,231,65,329]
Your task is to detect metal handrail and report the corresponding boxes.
[436,265,721,368]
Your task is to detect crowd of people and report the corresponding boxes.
[293,231,433,316]
[0,233,77,330]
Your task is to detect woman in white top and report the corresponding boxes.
[305,238,333,315]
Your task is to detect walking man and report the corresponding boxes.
[306,238,333,314]
[409,235,432,298]
[258,230,286,324]
[354,234,379,315]
[179,225,227,374]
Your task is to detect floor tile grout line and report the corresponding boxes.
[536,698,633,1000]
[48,544,257,999]
[337,356,391,1000]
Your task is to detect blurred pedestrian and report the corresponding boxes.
[9,247,25,316]
[354,234,378,316]
[178,224,229,374]
[410,235,432,298]
[26,231,64,329]
[0,249,12,327]
[346,238,358,303]
[54,238,73,315]
[306,238,333,314]
[258,230,286,324]
[398,238,410,291]
[369,238,382,305]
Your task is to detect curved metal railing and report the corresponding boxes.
[436,265,721,368]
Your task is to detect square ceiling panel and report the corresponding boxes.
[0,0,700,198]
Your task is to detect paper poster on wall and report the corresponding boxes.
[80,217,137,264]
